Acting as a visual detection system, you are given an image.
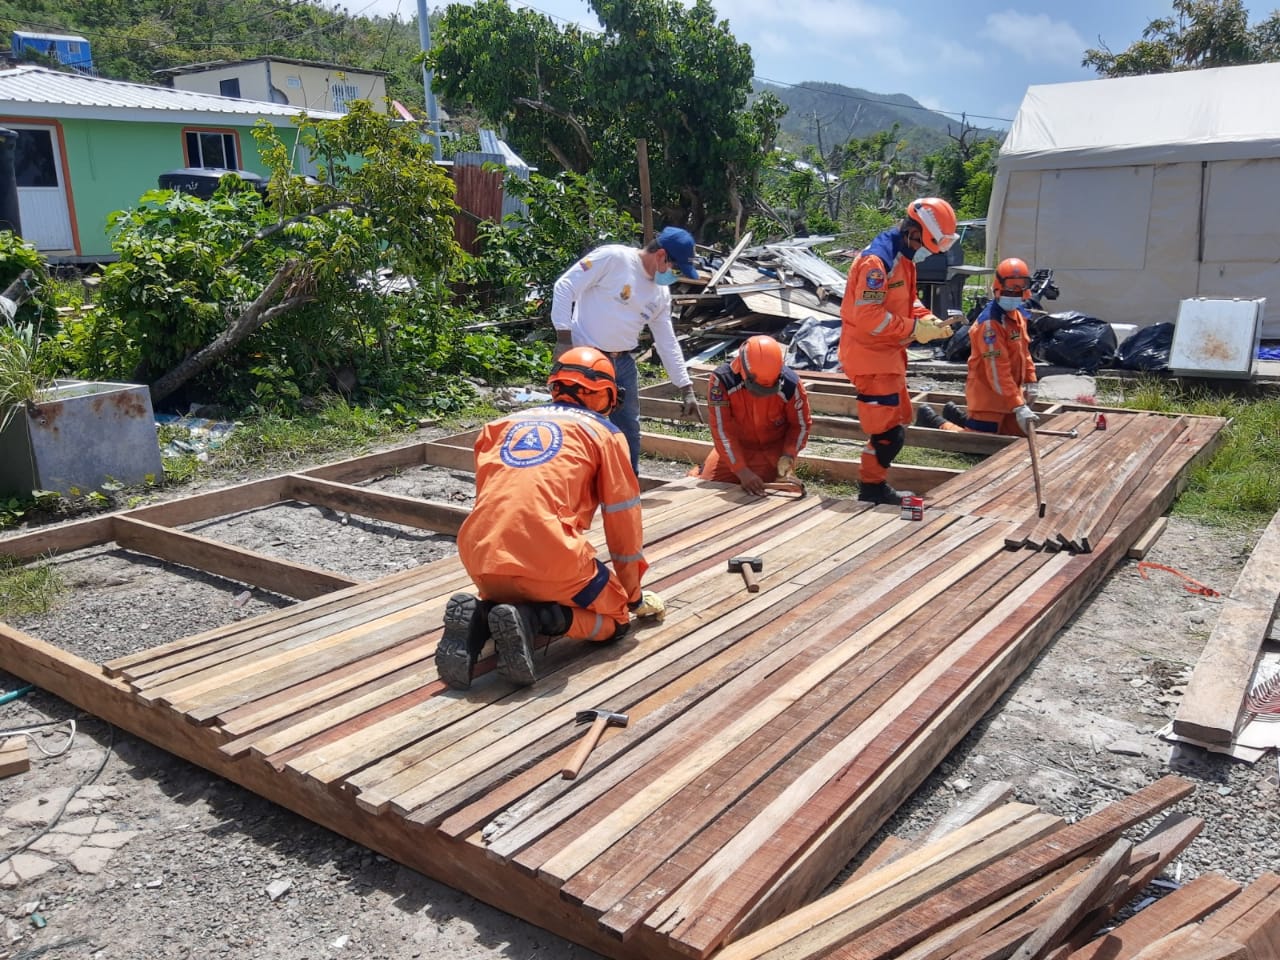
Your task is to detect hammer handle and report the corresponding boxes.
[739,566,760,593]
[562,714,609,780]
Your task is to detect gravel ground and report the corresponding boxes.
[0,418,1276,959]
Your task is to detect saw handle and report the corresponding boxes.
[562,714,609,780]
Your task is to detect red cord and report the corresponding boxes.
[1135,561,1221,597]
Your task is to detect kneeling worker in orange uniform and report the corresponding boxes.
[839,197,956,504]
[916,257,1040,437]
[690,335,812,495]
[436,347,664,689]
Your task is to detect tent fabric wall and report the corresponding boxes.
[989,62,1280,338]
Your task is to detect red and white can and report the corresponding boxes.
[1095,413,1108,431]
[900,495,924,521]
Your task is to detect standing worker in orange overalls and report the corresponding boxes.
[916,257,1041,437]
[838,197,957,504]
[436,347,664,689]
[690,335,813,495]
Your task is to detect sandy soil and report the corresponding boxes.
[0,422,1276,960]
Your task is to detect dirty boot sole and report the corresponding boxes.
[489,605,538,686]
[436,593,482,690]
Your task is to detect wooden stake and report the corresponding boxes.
[1027,421,1046,518]
[637,139,653,245]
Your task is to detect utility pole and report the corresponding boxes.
[415,0,442,161]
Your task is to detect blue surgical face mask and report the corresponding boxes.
[912,246,932,264]
[655,269,678,286]
[997,296,1024,311]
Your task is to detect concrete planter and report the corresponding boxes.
[0,380,164,497]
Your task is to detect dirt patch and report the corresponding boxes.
[0,430,1277,959]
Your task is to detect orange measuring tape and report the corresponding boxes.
[1135,561,1221,597]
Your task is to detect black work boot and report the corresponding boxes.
[435,593,491,690]
[488,603,541,686]
[915,405,946,430]
[857,481,915,505]
[943,401,967,427]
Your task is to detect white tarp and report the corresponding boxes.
[988,62,1280,339]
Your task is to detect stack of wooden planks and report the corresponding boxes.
[0,406,1232,960]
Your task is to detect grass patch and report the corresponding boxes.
[1116,379,1280,526]
[0,556,63,618]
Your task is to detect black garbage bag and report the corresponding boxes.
[1028,311,1117,373]
[1115,322,1174,372]
[781,316,843,372]
[939,322,972,362]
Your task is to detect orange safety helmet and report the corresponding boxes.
[993,257,1032,299]
[906,197,959,254]
[730,335,786,396]
[548,346,620,413]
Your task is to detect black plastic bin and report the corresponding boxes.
[157,167,266,199]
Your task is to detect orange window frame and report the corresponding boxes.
[180,126,243,169]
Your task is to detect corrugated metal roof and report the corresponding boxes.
[0,65,343,122]
[13,31,90,43]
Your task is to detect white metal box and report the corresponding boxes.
[1169,297,1265,378]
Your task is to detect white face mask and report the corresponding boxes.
[997,296,1024,311]
[912,246,932,264]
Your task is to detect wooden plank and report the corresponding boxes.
[0,514,119,562]
[1065,872,1241,960]
[1127,516,1169,560]
[0,736,29,777]
[112,516,358,600]
[295,443,428,483]
[1174,506,1280,743]
[284,474,470,535]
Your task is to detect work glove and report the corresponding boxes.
[737,467,767,496]
[776,455,796,480]
[1013,405,1040,432]
[911,316,951,344]
[680,384,703,422]
[1022,382,1038,403]
[629,590,666,621]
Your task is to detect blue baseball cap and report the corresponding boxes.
[656,226,700,281]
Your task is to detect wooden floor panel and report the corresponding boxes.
[0,410,1229,960]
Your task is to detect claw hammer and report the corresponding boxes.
[561,707,628,780]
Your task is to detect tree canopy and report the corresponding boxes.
[1083,0,1280,76]
[428,0,783,239]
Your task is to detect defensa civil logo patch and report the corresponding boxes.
[865,268,886,290]
[500,421,564,468]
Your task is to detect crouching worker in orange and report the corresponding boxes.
[915,258,1040,437]
[435,347,665,690]
[690,335,812,495]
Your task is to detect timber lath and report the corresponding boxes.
[0,406,1234,960]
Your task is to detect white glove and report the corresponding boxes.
[1022,382,1038,403]
[912,316,950,344]
[1014,405,1040,432]
[680,385,703,421]
[630,590,666,620]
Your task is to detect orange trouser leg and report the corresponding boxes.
[853,375,911,485]
[968,410,1023,436]
[470,570,630,642]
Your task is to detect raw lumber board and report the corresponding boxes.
[1127,516,1170,560]
[708,806,1062,960]
[283,474,470,535]
[0,736,29,777]
[1189,872,1280,952]
[1174,506,1280,744]
[433,512,937,840]
[111,516,359,600]
[639,545,1054,953]
[528,521,1012,894]
[726,416,1226,942]
[1064,871,1241,960]
[807,777,1194,960]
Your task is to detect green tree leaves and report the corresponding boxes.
[1084,0,1280,76]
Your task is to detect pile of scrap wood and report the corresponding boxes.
[718,775,1280,960]
[673,233,848,363]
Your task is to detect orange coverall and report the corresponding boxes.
[838,230,931,484]
[457,403,647,641]
[966,303,1037,436]
[692,363,813,484]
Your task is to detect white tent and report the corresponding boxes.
[988,62,1280,338]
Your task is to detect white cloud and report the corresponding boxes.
[714,0,905,46]
[979,9,1087,67]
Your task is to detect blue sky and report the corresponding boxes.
[365,0,1185,127]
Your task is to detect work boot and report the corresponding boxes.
[914,405,947,430]
[435,593,491,690]
[488,603,541,686]
[857,481,915,505]
[943,401,967,427]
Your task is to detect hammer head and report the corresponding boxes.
[575,708,628,728]
[727,555,763,573]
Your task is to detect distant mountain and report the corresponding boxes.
[754,80,1002,160]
